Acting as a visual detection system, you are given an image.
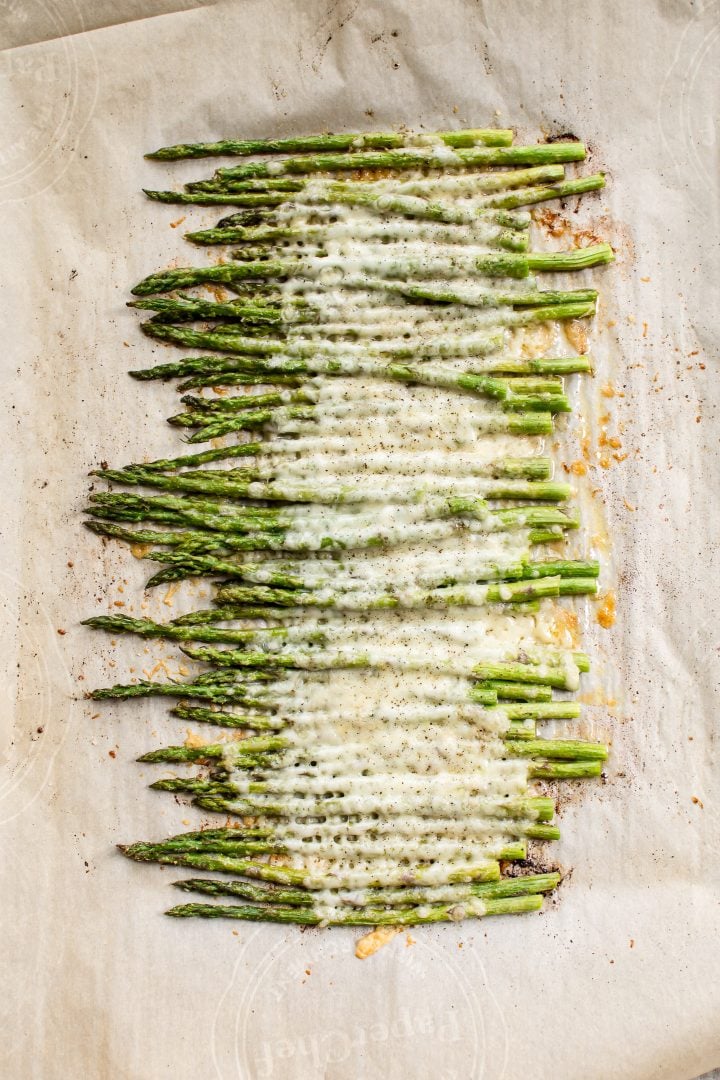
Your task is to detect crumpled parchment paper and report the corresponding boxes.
[1,0,719,1077]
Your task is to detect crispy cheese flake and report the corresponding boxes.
[162,582,181,607]
[184,730,214,749]
[355,926,402,959]
[596,590,616,628]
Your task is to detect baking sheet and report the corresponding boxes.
[2,0,719,1076]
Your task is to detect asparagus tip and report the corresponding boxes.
[165,906,189,917]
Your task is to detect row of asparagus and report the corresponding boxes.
[86,127,610,928]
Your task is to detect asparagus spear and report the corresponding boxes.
[86,491,578,545]
[211,219,531,252]
[90,672,274,703]
[297,174,605,221]
[130,352,593,382]
[164,895,543,924]
[140,733,605,767]
[144,191,290,207]
[180,759,602,788]
[211,142,586,182]
[479,173,605,209]
[140,322,505,357]
[123,823,560,857]
[94,464,572,505]
[130,244,612,295]
[496,702,582,720]
[165,793,555,832]
[143,302,594,354]
[172,870,561,907]
[187,178,306,191]
[164,699,544,731]
[85,518,288,554]
[472,660,583,689]
[83,574,594,636]
[119,843,509,888]
[171,703,285,730]
[131,449,553,480]
[128,296,288,323]
[146,128,515,161]
[192,163,564,195]
[178,643,587,686]
[187,792,518,820]
[128,289,593,320]
[216,206,531,231]
[169,365,563,409]
[137,554,597,592]
[140,361,566,417]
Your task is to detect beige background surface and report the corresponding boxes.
[1,0,719,1077]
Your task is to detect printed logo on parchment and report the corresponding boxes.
[658,0,719,210]
[0,0,98,202]
[210,928,509,1079]
[0,570,72,827]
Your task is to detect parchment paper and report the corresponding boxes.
[2,1,719,1077]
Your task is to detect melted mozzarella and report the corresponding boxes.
[186,166,589,904]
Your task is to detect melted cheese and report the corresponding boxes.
[173,157,594,907]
